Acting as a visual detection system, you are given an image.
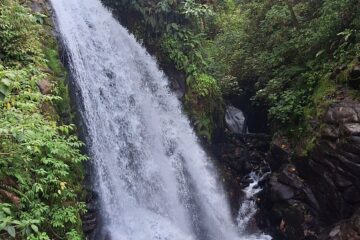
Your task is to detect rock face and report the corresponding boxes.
[37,79,53,95]
[82,190,99,237]
[225,105,247,134]
[324,210,360,240]
[309,101,360,224]
[348,64,360,89]
[258,100,360,239]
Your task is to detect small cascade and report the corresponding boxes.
[237,173,272,240]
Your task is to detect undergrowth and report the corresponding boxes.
[0,0,87,239]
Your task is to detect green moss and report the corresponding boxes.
[312,76,337,116]
[44,46,73,123]
[284,74,337,154]
[184,87,223,143]
[44,47,64,76]
[41,18,74,124]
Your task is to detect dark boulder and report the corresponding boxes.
[340,123,360,136]
[349,65,360,89]
[269,137,291,171]
[321,125,340,140]
[323,210,360,240]
[324,103,359,124]
[270,179,295,201]
[349,65,360,80]
[343,186,360,204]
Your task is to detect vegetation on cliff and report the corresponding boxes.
[1,0,359,237]
[0,0,86,239]
[102,0,360,148]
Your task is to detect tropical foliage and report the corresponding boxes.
[1,0,359,238]
[103,0,222,141]
[0,0,86,239]
[103,0,360,146]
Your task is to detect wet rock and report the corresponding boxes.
[343,186,360,204]
[308,101,360,218]
[338,137,360,155]
[335,174,353,188]
[241,175,254,188]
[340,123,360,136]
[337,155,360,175]
[328,225,341,238]
[337,149,360,164]
[37,79,53,95]
[163,65,185,99]
[349,65,360,80]
[321,125,340,140]
[348,136,360,144]
[257,189,319,240]
[28,0,46,13]
[269,137,290,171]
[325,210,360,240]
[225,105,247,134]
[82,211,97,234]
[82,190,100,238]
[324,104,359,124]
[270,179,295,201]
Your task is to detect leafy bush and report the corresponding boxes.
[192,73,220,98]
[184,73,222,142]
[206,0,360,134]
[0,0,87,239]
[0,0,43,64]
[104,0,360,146]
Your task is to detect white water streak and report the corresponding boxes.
[50,0,270,239]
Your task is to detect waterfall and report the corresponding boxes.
[50,0,270,239]
[237,172,270,234]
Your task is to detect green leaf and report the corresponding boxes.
[315,49,325,58]
[2,207,11,215]
[0,222,6,231]
[31,224,39,233]
[1,78,11,86]
[12,220,21,225]
[5,226,16,238]
[0,87,9,97]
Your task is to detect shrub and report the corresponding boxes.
[0,0,43,64]
[0,1,87,239]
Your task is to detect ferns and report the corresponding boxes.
[0,1,87,239]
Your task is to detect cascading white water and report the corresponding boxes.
[50,0,270,239]
[237,173,271,236]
